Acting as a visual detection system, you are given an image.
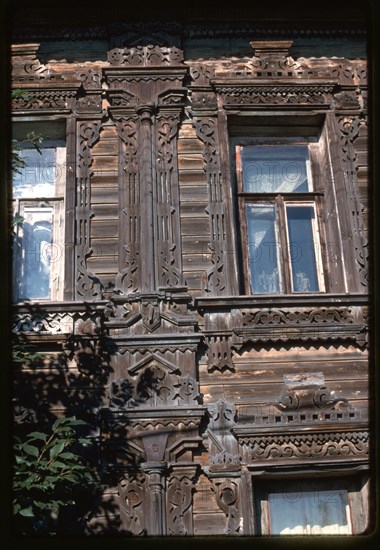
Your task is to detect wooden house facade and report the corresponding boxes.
[10,10,372,536]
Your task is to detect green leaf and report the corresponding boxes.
[27,432,47,441]
[19,506,34,517]
[49,441,65,460]
[22,444,39,458]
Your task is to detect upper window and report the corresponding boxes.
[236,142,325,294]
[12,123,66,302]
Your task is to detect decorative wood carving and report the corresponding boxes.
[207,400,240,472]
[216,84,335,106]
[75,121,103,300]
[194,118,228,295]
[113,116,140,293]
[109,364,200,409]
[273,373,352,412]
[12,89,77,112]
[108,45,184,66]
[240,430,368,462]
[12,310,101,336]
[119,474,146,535]
[155,113,183,287]
[337,115,369,290]
[233,305,366,347]
[167,467,195,535]
[213,480,240,535]
[205,334,234,372]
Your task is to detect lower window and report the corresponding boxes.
[254,476,369,536]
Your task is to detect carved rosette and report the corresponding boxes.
[75,121,103,300]
[194,117,227,295]
[337,115,369,290]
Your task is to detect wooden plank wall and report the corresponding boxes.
[178,120,211,296]
[199,343,369,418]
[88,124,119,298]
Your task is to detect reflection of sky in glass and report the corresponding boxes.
[268,490,351,535]
[246,204,280,293]
[13,148,56,198]
[19,207,53,300]
[242,145,310,193]
[287,206,319,292]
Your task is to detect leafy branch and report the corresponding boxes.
[13,416,99,534]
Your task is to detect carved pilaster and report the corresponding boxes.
[337,115,369,290]
[155,113,183,287]
[194,117,228,295]
[115,115,140,293]
[75,121,103,300]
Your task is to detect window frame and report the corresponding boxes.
[12,139,66,303]
[235,138,327,295]
[252,473,369,536]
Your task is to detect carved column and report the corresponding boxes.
[141,461,167,535]
[136,103,156,292]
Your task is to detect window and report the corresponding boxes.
[254,476,369,536]
[12,123,66,302]
[236,141,325,294]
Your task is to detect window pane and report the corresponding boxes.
[287,205,319,292]
[268,490,351,535]
[17,207,53,300]
[241,145,310,193]
[12,148,56,198]
[246,205,280,293]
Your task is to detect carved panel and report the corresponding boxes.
[167,469,194,535]
[205,334,234,372]
[12,310,101,336]
[241,430,368,462]
[107,45,184,66]
[207,400,240,472]
[12,89,77,111]
[109,367,200,409]
[213,480,240,535]
[75,121,103,300]
[119,474,146,535]
[233,306,366,347]
[217,84,335,106]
